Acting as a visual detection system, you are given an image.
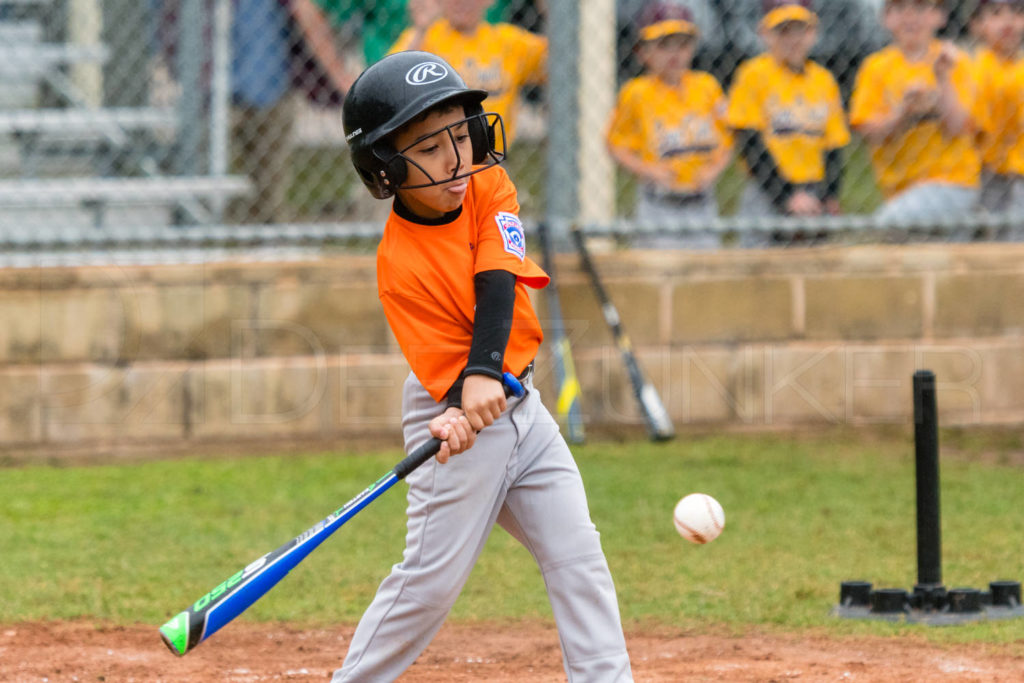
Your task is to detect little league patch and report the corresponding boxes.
[495,211,526,260]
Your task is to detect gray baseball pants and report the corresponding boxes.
[633,185,721,249]
[876,182,978,224]
[333,372,633,682]
[980,172,1024,241]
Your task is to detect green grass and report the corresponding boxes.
[840,137,884,214]
[2,429,1023,646]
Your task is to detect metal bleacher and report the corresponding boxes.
[0,3,251,229]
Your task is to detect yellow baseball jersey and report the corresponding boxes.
[973,47,1024,175]
[850,42,980,196]
[725,55,850,184]
[391,20,546,144]
[606,71,732,192]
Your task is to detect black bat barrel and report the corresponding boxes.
[913,370,942,588]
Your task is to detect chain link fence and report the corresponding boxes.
[0,0,1021,258]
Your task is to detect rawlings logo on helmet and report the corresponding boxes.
[406,62,449,86]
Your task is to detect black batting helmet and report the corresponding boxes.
[342,51,505,199]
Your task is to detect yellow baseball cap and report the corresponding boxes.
[761,0,818,30]
[638,2,700,42]
[885,0,943,7]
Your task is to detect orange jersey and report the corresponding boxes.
[849,42,980,196]
[725,54,850,184]
[606,71,732,192]
[377,165,549,402]
[973,47,1024,175]
[391,20,546,144]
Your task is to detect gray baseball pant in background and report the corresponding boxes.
[876,183,978,225]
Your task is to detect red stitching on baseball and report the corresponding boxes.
[703,495,723,531]
[674,518,707,544]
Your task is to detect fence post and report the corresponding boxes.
[544,0,578,242]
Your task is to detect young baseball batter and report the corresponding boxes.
[849,0,981,224]
[971,0,1024,220]
[606,1,732,248]
[335,50,633,682]
[725,0,850,235]
[390,0,546,146]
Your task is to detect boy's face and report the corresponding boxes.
[442,0,491,32]
[973,4,1024,55]
[640,34,697,80]
[761,20,817,68]
[393,106,474,218]
[884,0,946,50]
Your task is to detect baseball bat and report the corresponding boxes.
[160,373,525,656]
[570,225,674,442]
[537,221,585,444]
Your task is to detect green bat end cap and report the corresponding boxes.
[159,611,190,656]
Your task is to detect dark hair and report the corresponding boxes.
[885,0,945,9]
[975,0,1024,12]
[762,0,812,12]
[396,100,468,138]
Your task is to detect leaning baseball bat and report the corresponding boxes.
[537,221,585,444]
[160,373,525,656]
[570,225,674,442]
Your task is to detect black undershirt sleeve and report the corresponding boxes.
[736,129,795,212]
[823,148,843,202]
[445,269,516,409]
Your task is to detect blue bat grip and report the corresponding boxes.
[502,371,525,397]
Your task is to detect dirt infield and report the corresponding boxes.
[3,621,1023,682]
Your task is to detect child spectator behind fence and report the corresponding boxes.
[725,0,849,245]
[390,0,546,148]
[850,0,981,228]
[606,1,732,249]
[971,0,1024,231]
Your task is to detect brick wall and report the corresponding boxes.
[2,244,1022,454]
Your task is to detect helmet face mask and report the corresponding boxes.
[343,51,507,199]
[384,111,507,192]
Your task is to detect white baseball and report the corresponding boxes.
[673,493,725,544]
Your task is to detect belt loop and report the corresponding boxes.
[517,360,535,381]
